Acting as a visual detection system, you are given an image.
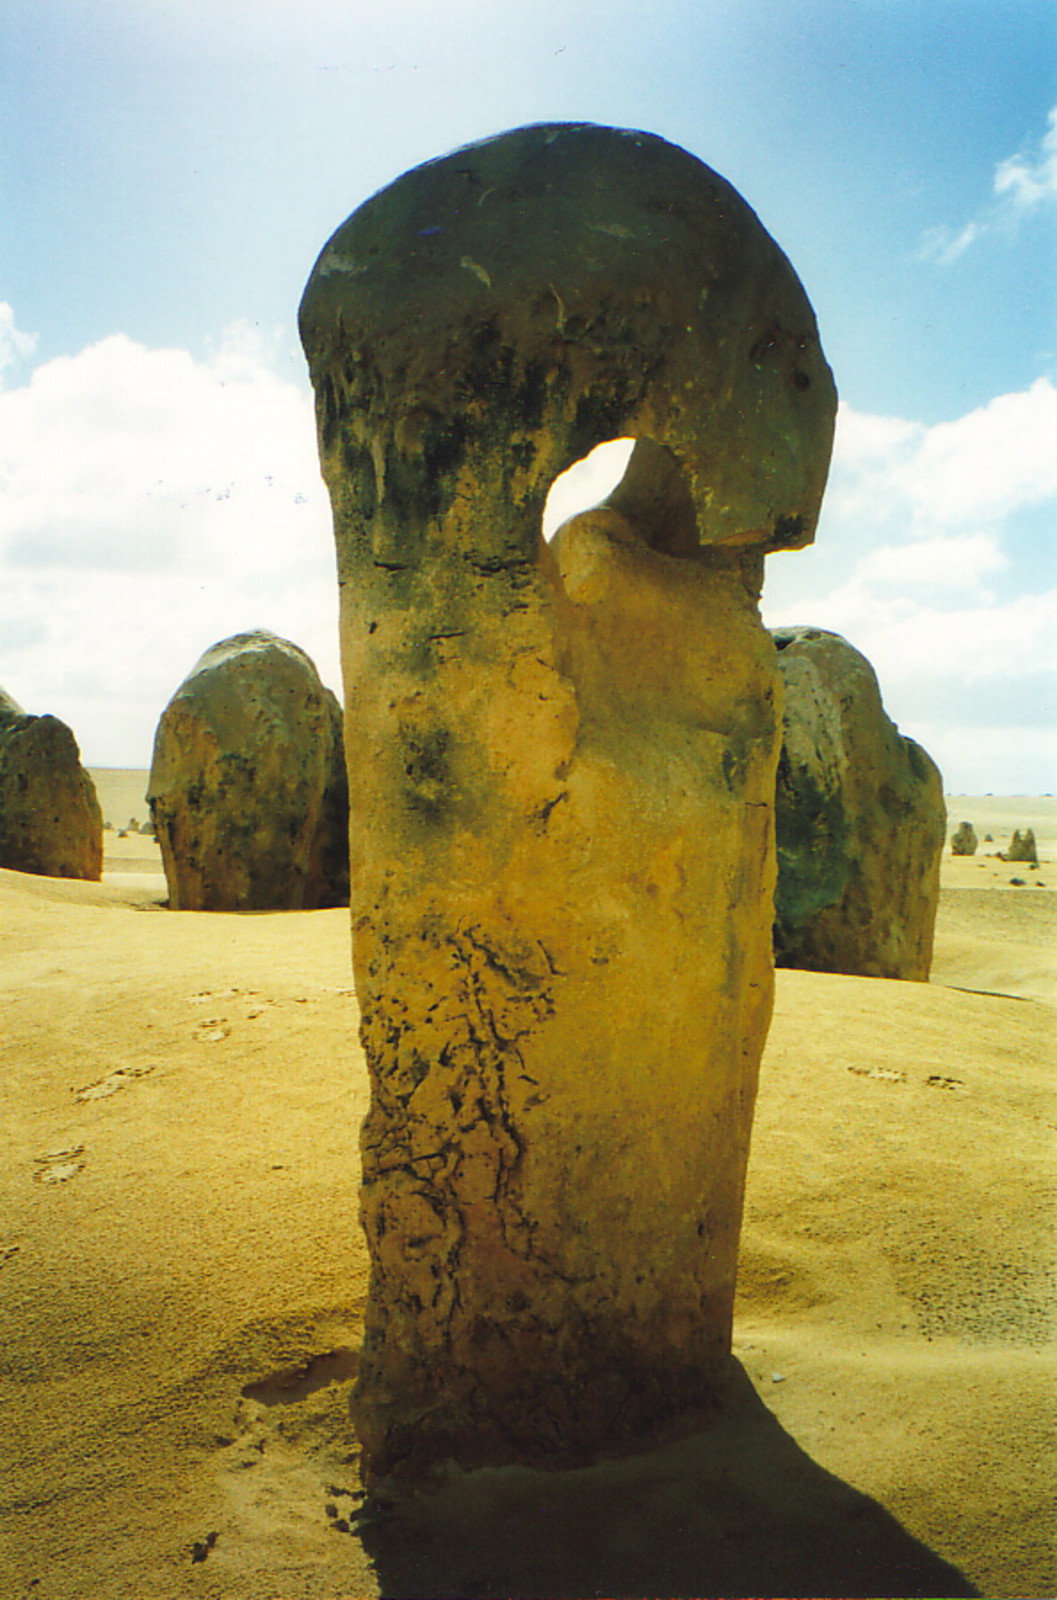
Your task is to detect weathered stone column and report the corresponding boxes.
[300,122,836,1479]
[148,631,349,912]
[772,626,945,979]
[0,688,102,881]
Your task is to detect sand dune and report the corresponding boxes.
[0,791,1053,1598]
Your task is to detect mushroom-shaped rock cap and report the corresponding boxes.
[300,121,836,562]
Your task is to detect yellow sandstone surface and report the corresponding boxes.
[300,121,836,1476]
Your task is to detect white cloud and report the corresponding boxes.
[771,582,1055,688]
[918,219,982,266]
[994,106,1057,213]
[763,380,1057,792]
[0,323,340,766]
[887,378,1057,528]
[919,106,1057,263]
[0,303,37,383]
[803,380,1057,545]
[0,325,329,573]
[855,533,1005,594]
[543,437,635,538]
[2,320,1053,791]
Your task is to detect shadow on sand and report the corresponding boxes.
[355,1362,978,1599]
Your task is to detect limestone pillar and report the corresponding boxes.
[300,122,836,1478]
[0,689,102,882]
[148,631,349,912]
[772,626,945,980]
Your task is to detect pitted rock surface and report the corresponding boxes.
[301,122,836,1478]
[773,627,945,980]
[148,631,348,912]
[0,689,102,881]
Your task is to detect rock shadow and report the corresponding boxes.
[355,1362,977,1599]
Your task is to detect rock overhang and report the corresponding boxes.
[299,120,836,563]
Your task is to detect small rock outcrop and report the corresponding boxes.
[951,821,978,856]
[148,632,349,911]
[0,688,103,880]
[772,627,945,980]
[1005,829,1038,864]
[301,123,836,1479]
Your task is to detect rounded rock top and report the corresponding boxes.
[179,629,325,687]
[300,121,836,558]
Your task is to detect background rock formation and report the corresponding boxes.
[772,627,945,980]
[1005,828,1038,864]
[951,820,978,856]
[148,631,349,911]
[301,122,836,1478]
[0,687,102,880]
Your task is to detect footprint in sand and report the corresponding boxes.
[324,1484,366,1534]
[187,991,276,1038]
[193,1019,231,1043]
[73,1064,154,1102]
[190,1531,219,1565]
[847,1064,906,1084]
[927,1074,967,1092]
[33,1146,87,1184]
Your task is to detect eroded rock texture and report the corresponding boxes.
[148,631,349,911]
[772,627,945,980]
[951,821,978,856]
[300,122,836,1478]
[1005,829,1038,864]
[0,688,102,880]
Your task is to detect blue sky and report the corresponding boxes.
[1,0,1055,788]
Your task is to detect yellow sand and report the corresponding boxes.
[0,781,1052,1599]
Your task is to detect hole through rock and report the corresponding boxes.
[542,436,701,558]
[542,438,635,541]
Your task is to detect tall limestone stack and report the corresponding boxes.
[772,627,945,980]
[148,631,349,911]
[300,122,836,1479]
[0,687,102,880]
